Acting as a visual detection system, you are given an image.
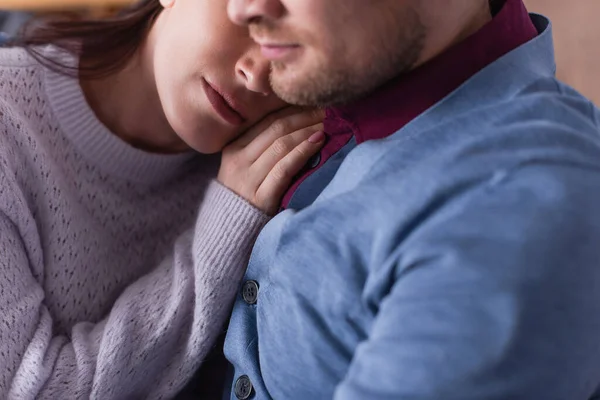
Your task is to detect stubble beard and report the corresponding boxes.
[269,10,427,107]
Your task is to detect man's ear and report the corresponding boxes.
[159,0,175,9]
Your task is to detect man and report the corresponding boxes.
[222,0,600,398]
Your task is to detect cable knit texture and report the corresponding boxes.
[0,47,270,399]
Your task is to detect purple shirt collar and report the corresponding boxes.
[324,0,538,143]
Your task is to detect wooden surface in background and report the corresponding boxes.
[525,0,600,104]
[0,0,133,11]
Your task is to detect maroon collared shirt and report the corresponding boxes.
[281,0,538,209]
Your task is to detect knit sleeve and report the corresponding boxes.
[0,179,269,400]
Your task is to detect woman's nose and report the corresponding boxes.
[235,49,272,95]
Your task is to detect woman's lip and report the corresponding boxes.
[259,44,301,61]
[202,79,246,126]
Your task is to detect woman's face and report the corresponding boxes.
[153,0,286,154]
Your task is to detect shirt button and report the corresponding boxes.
[234,375,254,399]
[242,280,259,305]
[307,153,321,169]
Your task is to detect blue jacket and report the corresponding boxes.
[224,15,600,400]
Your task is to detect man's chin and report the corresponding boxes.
[270,71,307,105]
[270,62,357,107]
[272,84,315,107]
[272,79,340,108]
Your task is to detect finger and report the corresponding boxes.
[243,108,325,161]
[249,122,324,181]
[233,106,304,148]
[255,130,326,213]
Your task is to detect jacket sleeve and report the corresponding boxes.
[334,163,600,400]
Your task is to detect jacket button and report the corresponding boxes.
[234,375,254,399]
[307,152,321,169]
[242,280,259,305]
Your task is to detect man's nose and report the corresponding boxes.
[227,0,284,26]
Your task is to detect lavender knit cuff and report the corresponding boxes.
[192,180,270,278]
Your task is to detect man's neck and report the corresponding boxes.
[414,1,493,70]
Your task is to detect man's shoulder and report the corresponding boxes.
[515,76,599,128]
[382,76,600,179]
[309,79,600,235]
[324,80,597,191]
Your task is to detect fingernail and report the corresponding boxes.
[308,130,325,143]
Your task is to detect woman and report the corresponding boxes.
[0,0,324,399]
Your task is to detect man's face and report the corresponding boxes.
[227,0,427,107]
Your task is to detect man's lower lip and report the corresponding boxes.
[260,45,300,60]
[202,79,245,127]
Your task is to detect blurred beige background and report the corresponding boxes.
[526,0,600,104]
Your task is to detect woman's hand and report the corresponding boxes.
[218,107,325,215]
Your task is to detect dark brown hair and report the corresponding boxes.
[7,0,162,79]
